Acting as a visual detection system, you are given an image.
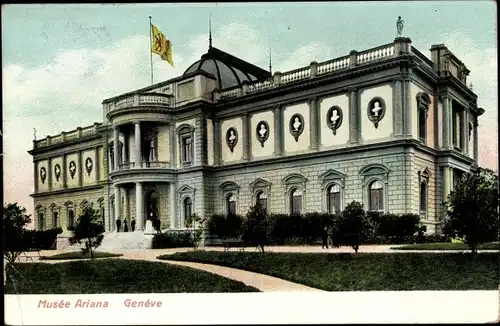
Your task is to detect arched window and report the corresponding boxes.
[52,211,59,228]
[146,190,159,221]
[184,197,193,221]
[100,206,105,226]
[38,213,45,231]
[327,184,341,214]
[369,180,384,212]
[68,210,75,228]
[256,191,268,212]
[290,188,303,215]
[227,194,237,216]
[420,181,428,213]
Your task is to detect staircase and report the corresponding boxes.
[98,231,154,251]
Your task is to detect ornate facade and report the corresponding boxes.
[29,37,484,240]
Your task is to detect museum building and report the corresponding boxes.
[29,36,483,240]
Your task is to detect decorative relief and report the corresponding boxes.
[40,167,47,184]
[326,106,343,135]
[256,120,270,147]
[226,127,238,153]
[54,164,61,182]
[85,157,93,176]
[69,161,77,179]
[289,113,304,142]
[367,97,386,129]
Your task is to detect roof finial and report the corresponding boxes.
[269,45,272,74]
[209,12,212,49]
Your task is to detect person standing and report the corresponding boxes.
[322,225,329,249]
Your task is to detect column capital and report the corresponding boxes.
[348,86,358,93]
[308,96,318,105]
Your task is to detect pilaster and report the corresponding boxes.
[348,87,359,144]
[134,122,141,168]
[113,127,119,170]
[242,113,251,160]
[213,119,222,165]
[62,154,67,188]
[135,182,143,231]
[169,123,176,168]
[473,120,479,164]
[95,147,100,183]
[309,97,319,150]
[48,158,52,191]
[441,95,452,149]
[170,182,177,229]
[402,74,412,137]
[392,77,404,137]
[78,150,83,187]
[273,106,283,156]
[114,185,121,230]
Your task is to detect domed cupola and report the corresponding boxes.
[183,46,271,90]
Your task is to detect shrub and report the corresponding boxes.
[208,214,244,240]
[30,228,62,250]
[152,219,161,233]
[3,202,33,263]
[331,201,375,253]
[242,204,268,252]
[68,206,105,259]
[152,231,193,248]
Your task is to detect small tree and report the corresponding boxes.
[68,205,105,259]
[443,168,499,255]
[3,203,32,264]
[184,213,206,250]
[331,201,374,253]
[242,204,268,253]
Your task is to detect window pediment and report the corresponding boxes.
[178,184,195,194]
[220,181,240,193]
[319,169,346,189]
[35,204,44,211]
[64,201,74,207]
[359,164,390,176]
[418,167,431,183]
[282,173,308,185]
[416,92,431,109]
[49,203,60,211]
[249,178,271,190]
[176,124,195,135]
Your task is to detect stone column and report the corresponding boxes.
[273,106,283,156]
[309,97,319,151]
[242,113,250,161]
[135,182,144,231]
[134,122,142,168]
[473,121,479,164]
[213,119,221,165]
[62,154,67,188]
[443,166,453,202]
[461,109,468,153]
[169,182,177,229]
[34,161,39,193]
[123,133,129,163]
[348,88,359,144]
[169,123,177,168]
[392,78,403,137]
[95,147,100,183]
[78,150,83,187]
[48,158,53,191]
[123,188,129,222]
[114,185,121,231]
[442,96,452,149]
[403,75,412,137]
[113,127,119,171]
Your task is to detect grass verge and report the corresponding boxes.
[391,242,499,251]
[39,251,123,260]
[4,259,259,294]
[160,251,499,291]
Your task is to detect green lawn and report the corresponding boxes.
[391,242,500,251]
[161,251,499,291]
[4,259,259,294]
[39,251,123,260]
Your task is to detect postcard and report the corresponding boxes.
[3,2,499,325]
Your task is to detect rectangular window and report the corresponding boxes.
[328,193,341,214]
[228,201,236,215]
[291,196,302,215]
[182,137,192,163]
[370,189,383,211]
[257,198,267,212]
[419,109,427,143]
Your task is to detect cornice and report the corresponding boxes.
[28,134,102,156]
[31,184,105,198]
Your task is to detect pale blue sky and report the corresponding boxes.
[2,2,497,216]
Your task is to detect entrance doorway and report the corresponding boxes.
[146,189,159,228]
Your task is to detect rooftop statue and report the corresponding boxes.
[397,16,404,37]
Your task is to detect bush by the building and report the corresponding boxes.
[151,230,194,248]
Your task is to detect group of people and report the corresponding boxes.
[115,218,136,232]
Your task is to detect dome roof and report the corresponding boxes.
[183,46,271,90]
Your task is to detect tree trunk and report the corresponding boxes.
[88,239,94,260]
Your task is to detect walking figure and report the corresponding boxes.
[124,219,129,232]
[397,16,404,37]
[131,219,136,232]
[322,226,329,249]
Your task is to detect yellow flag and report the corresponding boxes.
[151,24,174,67]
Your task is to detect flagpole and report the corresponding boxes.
[149,16,154,85]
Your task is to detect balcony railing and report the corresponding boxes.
[214,42,408,102]
[105,93,173,115]
[34,122,102,149]
[115,161,171,171]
